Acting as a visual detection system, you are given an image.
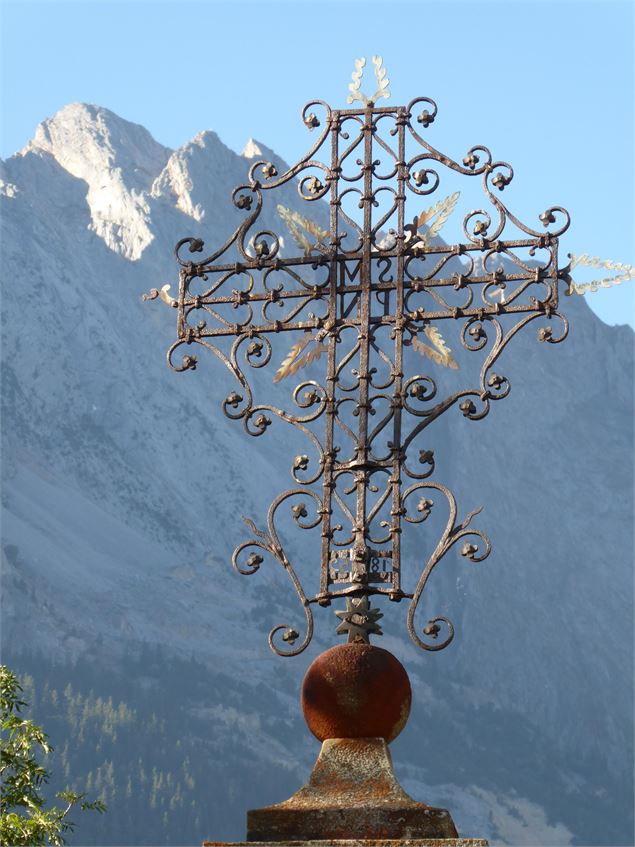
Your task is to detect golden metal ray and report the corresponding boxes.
[277,205,329,257]
[566,253,635,295]
[273,334,329,383]
[412,326,459,369]
[415,191,460,246]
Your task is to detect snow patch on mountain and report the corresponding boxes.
[0,179,18,197]
[471,788,574,846]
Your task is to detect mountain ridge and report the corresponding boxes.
[1,102,633,846]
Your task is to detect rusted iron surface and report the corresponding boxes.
[302,643,410,743]
[148,58,571,658]
[247,738,459,841]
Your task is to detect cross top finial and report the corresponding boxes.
[347,56,391,107]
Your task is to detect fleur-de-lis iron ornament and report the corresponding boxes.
[146,58,573,657]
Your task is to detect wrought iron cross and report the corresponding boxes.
[146,58,570,656]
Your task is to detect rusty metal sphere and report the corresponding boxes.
[301,642,411,743]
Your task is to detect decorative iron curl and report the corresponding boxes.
[336,187,365,254]
[183,267,255,305]
[401,307,568,448]
[402,375,438,412]
[298,168,331,202]
[406,96,496,178]
[335,120,366,181]
[370,187,400,233]
[403,481,491,652]
[174,185,264,269]
[166,338,199,373]
[402,444,436,481]
[238,101,332,196]
[241,229,281,263]
[166,333,328,471]
[232,489,323,656]
[463,209,494,244]
[484,166,571,240]
[404,155,440,197]
[148,82,572,657]
[301,99,332,134]
[470,162,515,242]
[402,93,571,244]
[222,334,330,459]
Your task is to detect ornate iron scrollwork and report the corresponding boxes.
[147,58,570,656]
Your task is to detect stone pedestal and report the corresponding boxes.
[203,644,488,846]
[205,841,487,846]
[247,738,460,841]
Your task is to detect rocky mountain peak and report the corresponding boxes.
[20,103,172,261]
[23,103,171,187]
[242,137,267,159]
[242,137,285,171]
[151,129,242,223]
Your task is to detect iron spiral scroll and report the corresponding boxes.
[146,61,570,657]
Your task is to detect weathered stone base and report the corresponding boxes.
[203,840,488,846]
[203,739,488,845]
[246,739,457,841]
[212,737,484,844]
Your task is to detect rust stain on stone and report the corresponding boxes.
[202,838,489,847]
[246,738,460,842]
[204,841,488,846]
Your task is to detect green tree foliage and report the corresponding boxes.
[0,665,105,845]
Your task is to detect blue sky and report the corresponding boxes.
[1,0,633,328]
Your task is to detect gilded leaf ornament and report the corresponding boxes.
[412,326,459,370]
[370,55,391,103]
[566,253,635,296]
[346,55,391,106]
[273,334,329,383]
[277,205,329,257]
[411,191,460,248]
